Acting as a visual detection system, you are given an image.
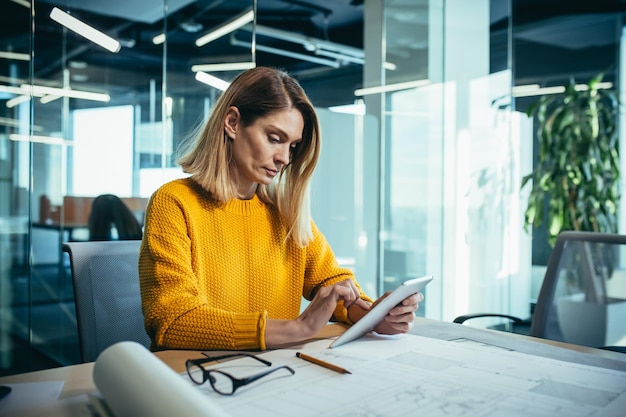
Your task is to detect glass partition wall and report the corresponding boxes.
[1,0,526,376]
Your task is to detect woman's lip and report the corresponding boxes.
[266,168,278,177]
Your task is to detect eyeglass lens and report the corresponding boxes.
[209,370,237,395]
[186,361,206,385]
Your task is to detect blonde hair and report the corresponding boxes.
[177,67,321,247]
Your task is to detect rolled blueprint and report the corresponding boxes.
[93,341,231,417]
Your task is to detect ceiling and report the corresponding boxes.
[2,0,626,110]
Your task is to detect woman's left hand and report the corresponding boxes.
[370,292,424,335]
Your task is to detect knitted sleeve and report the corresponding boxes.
[138,184,266,351]
[303,222,374,324]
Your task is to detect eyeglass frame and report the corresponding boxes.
[185,352,295,395]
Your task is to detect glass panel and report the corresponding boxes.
[379,0,527,323]
[1,0,33,377]
[0,0,255,376]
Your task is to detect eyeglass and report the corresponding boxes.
[185,352,295,395]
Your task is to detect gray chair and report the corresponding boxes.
[63,240,151,362]
[454,231,626,351]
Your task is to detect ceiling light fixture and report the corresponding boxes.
[40,95,62,104]
[194,71,230,91]
[9,134,73,146]
[152,33,166,45]
[0,116,43,132]
[512,82,613,98]
[195,9,254,47]
[50,7,121,53]
[0,117,21,128]
[231,38,340,68]
[328,103,366,116]
[0,51,30,61]
[354,79,430,96]
[240,24,396,70]
[10,0,30,8]
[191,62,256,72]
[18,84,110,102]
[6,95,30,108]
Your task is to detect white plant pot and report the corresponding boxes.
[556,294,626,347]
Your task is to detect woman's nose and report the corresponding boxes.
[275,143,290,165]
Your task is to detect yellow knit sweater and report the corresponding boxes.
[139,178,370,351]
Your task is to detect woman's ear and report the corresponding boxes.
[224,106,240,140]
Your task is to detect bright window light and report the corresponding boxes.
[73,106,134,196]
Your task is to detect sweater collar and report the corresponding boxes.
[223,193,265,216]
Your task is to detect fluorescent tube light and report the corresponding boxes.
[355,79,430,96]
[191,62,256,72]
[574,82,613,91]
[0,117,21,128]
[0,85,26,95]
[0,84,110,102]
[328,103,366,116]
[512,82,613,98]
[40,95,61,104]
[152,33,166,45]
[0,116,42,131]
[50,7,121,53]
[6,95,30,108]
[9,134,73,146]
[0,51,30,61]
[231,38,340,68]
[10,0,30,8]
[20,84,110,101]
[195,9,254,47]
[241,24,396,70]
[194,72,230,91]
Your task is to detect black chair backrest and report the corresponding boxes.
[531,231,626,348]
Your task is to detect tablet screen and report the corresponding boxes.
[329,275,434,348]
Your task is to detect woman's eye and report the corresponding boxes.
[269,136,280,143]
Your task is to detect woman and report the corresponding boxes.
[138,66,422,351]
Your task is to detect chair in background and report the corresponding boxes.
[454,231,626,351]
[63,240,151,362]
[88,194,143,241]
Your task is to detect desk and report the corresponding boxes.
[1,319,626,415]
[31,222,88,242]
[3,318,626,388]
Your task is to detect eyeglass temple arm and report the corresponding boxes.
[200,352,272,366]
[236,366,295,390]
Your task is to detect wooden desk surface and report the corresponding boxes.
[1,318,624,401]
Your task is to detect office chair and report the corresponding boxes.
[454,231,626,352]
[63,240,151,362]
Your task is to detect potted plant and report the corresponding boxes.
[521,73,625,347]
[521,72,620,247]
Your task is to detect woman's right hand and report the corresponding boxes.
[265,279,369,348]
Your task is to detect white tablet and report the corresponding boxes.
[329,275,434,348]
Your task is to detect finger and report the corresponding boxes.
[401,293,423,306]
[340,279,362,307]
[387,302,418,317]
